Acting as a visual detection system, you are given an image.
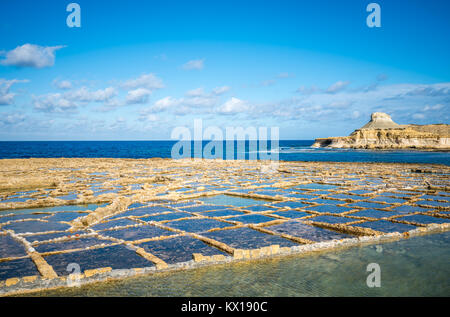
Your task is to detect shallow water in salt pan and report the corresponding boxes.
[27,231,450,297]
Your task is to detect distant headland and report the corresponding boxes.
[312,112,450,150]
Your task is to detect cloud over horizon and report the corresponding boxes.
[0,44,65,68]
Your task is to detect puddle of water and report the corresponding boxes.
[293,184,339,190]
[197,195,271,207]
[389,205,430,214]
[44,245,154,276]
[310,198,341,205]
[227,214,277,224]
[284,192,315,200]
[109,206,176,219]
[0,213,50,224]
[35,237,113,253]
[45,212,87,222]
[266,221,352,242]
[203,227,297,249]
[100,225,175,241]
[0,197,31,203]
[269,210,310,219]
[304,205,353,214]
[369,197,407,204]
[3,221,71,234]
[395,214,450,225]
[346,202,390,209]
[347,209,397,219]
[348,190,374,195]
[91,219,138,231]
[0,234,28,258]
[56,193,78,201]
[330,194,366,201]
[138,235,225,264]
[25,231,89,243]
[352,220,417,233]
[179,205,229,213]
[127,203,149,209]
[0,258,39,281]
[417,200,450,208]
[241,205,275,212]
[164,218,233,233]
[198,209,244,218]
[270,201,307,209]
[0,204,106,216]
[139,212,193,222]
[308,215,355,224]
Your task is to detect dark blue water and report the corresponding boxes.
[0,141,448,165]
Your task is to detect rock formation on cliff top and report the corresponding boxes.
[360,112,403,129]
[312,112,449,150]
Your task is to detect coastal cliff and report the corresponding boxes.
[312,112,450,150]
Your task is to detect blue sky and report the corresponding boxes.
[0,0,449,140]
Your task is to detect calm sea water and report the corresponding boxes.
[0,141,449,165]
[25,231,450,297]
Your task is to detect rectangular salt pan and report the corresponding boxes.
[203,227,297,249]
[3,220,71,234]
[138,235,226,264]
[34,236,113,253]
[266,221,352,242]
[347,209,396,219]
[164,218,233,233]
[396,214,450,225]
[227,214,277,224]
[100,225,175,241]
[353,220,416,233]
[139,212,193,222]
[269,210,311,219]
[0,234,28,258]
[304,205,353,214]
[0,258,39,280]
[44,245,154,276]
[307,215,355,224]
[197,194,271,207]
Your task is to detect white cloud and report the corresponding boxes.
[140,114,159,122]
[217,97,248,114]
[326,81,350,94]
[182,59,204,70]
[53,79,72,90]
[296,85,319,95]
[186,87,206,97]
[212,86,231,95]
[412,113,425,119]
[122,73,164,91]
[351,110,361,119]
[67,86,117,102]
[0,112,26,126]
[33,86,117,113]
[153,96,180,111]
[0,44,65,68]
[261,79,276,87]
[0,78,29,105]
[126,88,152,104]
[423,104,444,111]
[277,72,292,78]
[33,93,76,113]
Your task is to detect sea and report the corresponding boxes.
[0,140,449,165]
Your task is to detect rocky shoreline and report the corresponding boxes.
[313,112,450,150]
